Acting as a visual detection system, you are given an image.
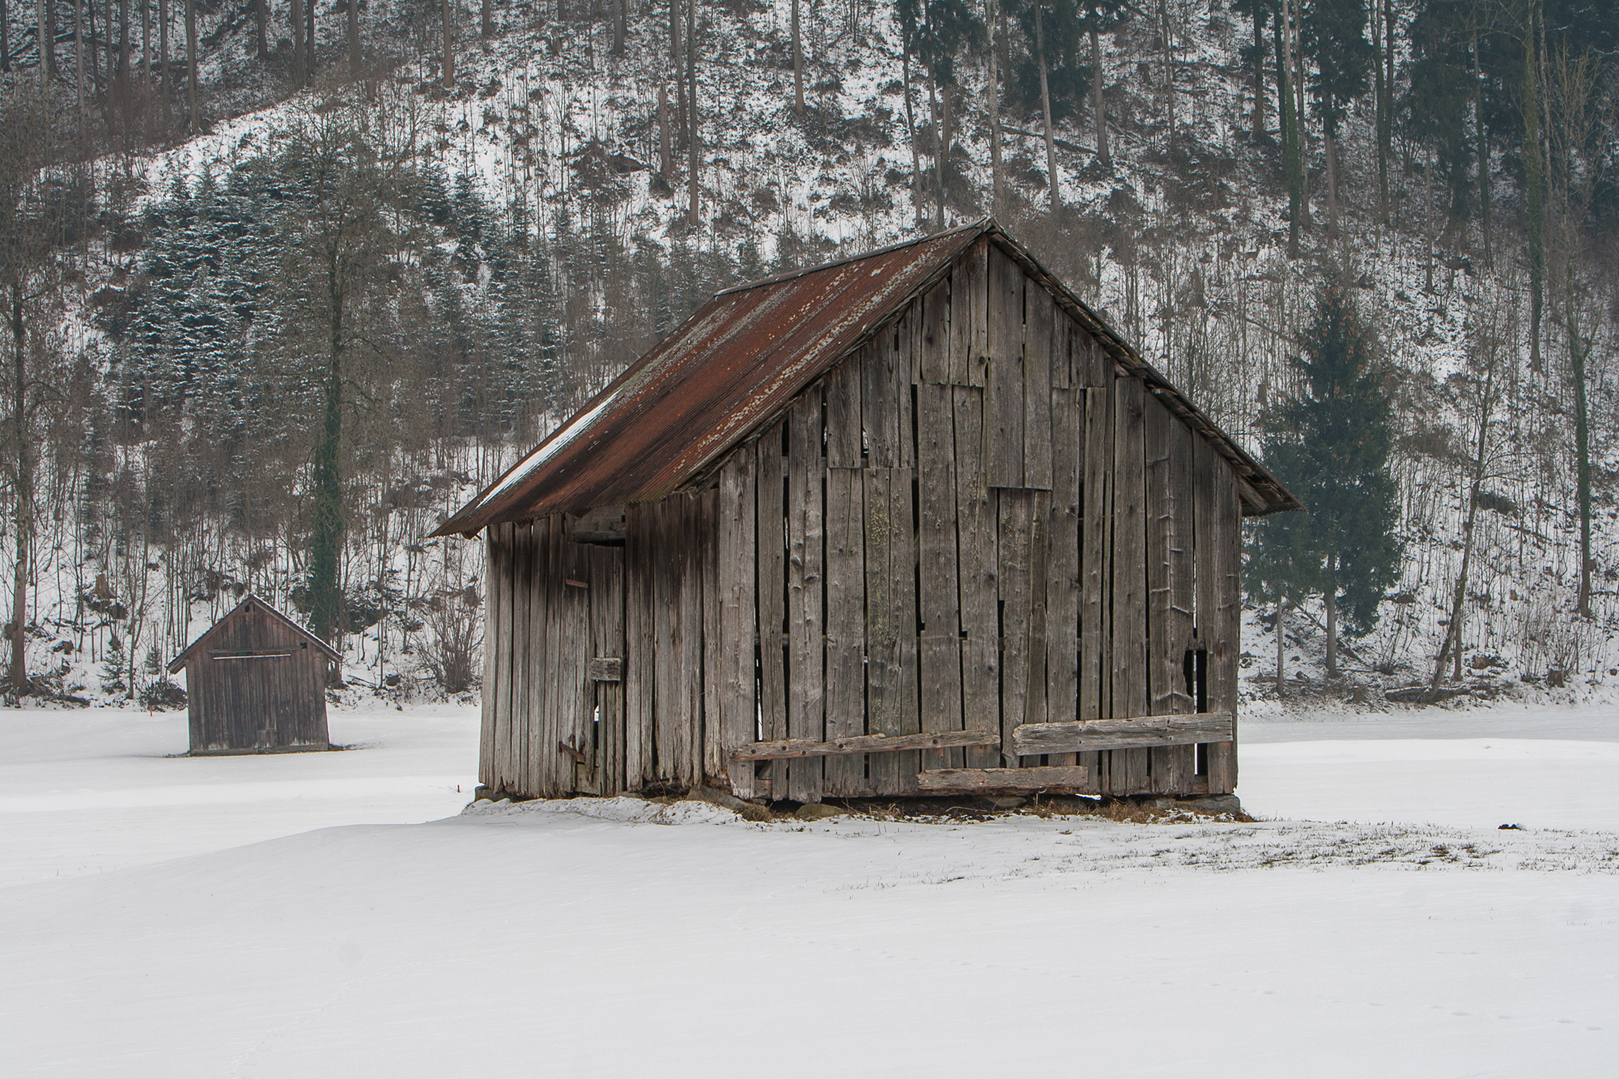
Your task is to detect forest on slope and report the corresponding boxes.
[0,0,1614,705]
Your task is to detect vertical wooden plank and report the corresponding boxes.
[1144,395,1177,791]
[948,239,989,386]
[531,518,556,793]
[683,493,709,786]
[954,386,999,768]
[701,490,723,785]
[561,515,597,794]
[478,526,504,792]
[863,334,900,468]
[787,393,826,802]
[1198,440,1241,795]
[1050,302,1073,390]
[998,491,1033,767]
[493,521,517,794]
[587,542,625,795]
[917,381,965,771]
[1165,413,1198,793]
[985,246,1025,488]
[624,504,656,789]
[824,353,863,468]
[1023,287,1054,490]
[1080,375,1113,740]
[824,466,868,796]
[717,450,759,797]
[1046,385,1082,765]
[1111,376,1149,795]
[756,421,789,798]
[918,278,951,385]
[864,466,899,793]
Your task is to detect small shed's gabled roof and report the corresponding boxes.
[435,219,1298,537]
[167,594,340,674]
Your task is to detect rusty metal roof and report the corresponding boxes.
[434,219,1297,537]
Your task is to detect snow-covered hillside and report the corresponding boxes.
[7,0,1617,705]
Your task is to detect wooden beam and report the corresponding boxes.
[731,729,999,762]
[1012,712,1235,755]
[916,766,1090,793]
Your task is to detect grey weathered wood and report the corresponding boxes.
[478,525,505,791]
[494,521,519,793]
[558,514,596,794]
[1111,375,1149,795]
[916,381,964,771]
[732,728,999,761]
[587,542,625,795]
[1045,386,1082,764]
[824,351,863,468]
[787,393,826,802]
[1196,437,1241,794]
[997,490,1033,767]
[756,422,789,796]
[823,465,868,796]
[863,333,901,468]
[624,503,657,788]
[700,488,723,784]
[677,496,706,786]
[717,450,758,797]
[1165,410,1198,792]
[1143,395,1176,790]
[1080,380,1112,726]
[514,519,540,796]
[918,278,951,385]
[953,385,1000,769]
[948,239,989,386]
[916,766,1090,793]
[865,465,919,793]
[1022,287,1054,490]
[985,245,1025,488]
[571,503,626,543]
[1013,712,1236,755]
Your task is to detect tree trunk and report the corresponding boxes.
[927,71,944,225]
[1373,0,1387,221]
[1158,0,1175,157]
[1324,569,1337,679]
[158,0,168,128]
[1522,1,1544,372]
[38,0,52,88]
[76,0,85,124]
[901,35,923,228]
[1251,4,1265,142]
[440,0,453,88]
[480,0,490,41]
[1571,317,1592,618]
[141,0,150,128]
[611,0,624,56]
[254,0,266,60]
[1278,0,1301,257]
[305,0,315,75]
[685,0,697,227]
[1034,0,1059,213]
[184,0,197,131]
[309,342,345,646]
[350,0,361,73]
[8,283,31,693]
[1474,29,1490,265]
[670,0,686,145]
[790,0,803,117]
[1324,126,1338,237]
[1275,597,1286,696]
[290,0,304,84]
[1292,2,1309,229]
[986,0,1002,214]
[2,0,9,72]
[657,83,671,187]
[1089,25,1108,167]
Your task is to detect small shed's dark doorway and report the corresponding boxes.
[167,595,340,755]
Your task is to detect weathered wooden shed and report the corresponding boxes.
[167,594,340,755]
[436,220,1298,803]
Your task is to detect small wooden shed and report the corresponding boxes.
[436,220,1298,803]
[167,594,339,755]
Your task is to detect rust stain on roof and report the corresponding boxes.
[435,219,1297,537]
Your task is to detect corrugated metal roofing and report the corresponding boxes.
[434,219,1297,537]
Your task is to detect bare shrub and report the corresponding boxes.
[419,588,482,694]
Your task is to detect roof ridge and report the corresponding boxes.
[714,217,992,297]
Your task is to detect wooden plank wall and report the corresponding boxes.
[477,237,1245,802]
[185,602,330,753]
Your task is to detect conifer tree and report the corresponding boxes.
[1245,286,1402,679]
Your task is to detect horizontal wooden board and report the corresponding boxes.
[915,766,1091,793]
[1012,713,1235,755]
[731,729,1000,761]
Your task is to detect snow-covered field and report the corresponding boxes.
[2,702,1614,1077]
